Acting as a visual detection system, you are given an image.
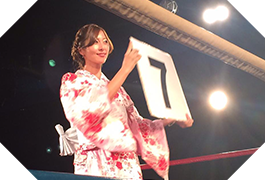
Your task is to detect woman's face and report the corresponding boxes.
[79,30,110,68]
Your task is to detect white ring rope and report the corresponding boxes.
[87,0,265,82]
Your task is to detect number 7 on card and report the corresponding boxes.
[130,37,192,120]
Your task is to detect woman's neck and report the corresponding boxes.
[83,65,102,79]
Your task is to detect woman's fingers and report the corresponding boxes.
[124,45,141,63]
[175,114,194,128]
[185,113,192,121]
[130,49,141,61]
[185,113,194,127]
[125,40,141,60]
[121,40,142,74]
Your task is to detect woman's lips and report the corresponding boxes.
[97,53,107,57]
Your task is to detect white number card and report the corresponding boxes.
[130,37,192,120]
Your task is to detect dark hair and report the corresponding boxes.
[71,24,114,70]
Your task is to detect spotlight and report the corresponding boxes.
[209,91,228,110]
[203,5,229,24]
[160,0,178,14]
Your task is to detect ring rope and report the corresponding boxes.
[87,0,265,82]
[140,147,258,170]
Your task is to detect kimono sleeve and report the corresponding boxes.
[60,72,111,139]
[127,104,169,179]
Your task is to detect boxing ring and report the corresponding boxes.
[0,0,265,180]
[30,147,258,179]
[84,0,265,179]
[140,147,258,170]
[0,167,115,180]
[86,0,265,82]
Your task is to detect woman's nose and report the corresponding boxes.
[99,42,107,50]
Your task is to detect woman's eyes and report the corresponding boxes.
[103,39,108,44]
[95,39,108,44]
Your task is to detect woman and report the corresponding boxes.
[60,24,193,180]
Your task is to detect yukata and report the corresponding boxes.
[60,70,169,179]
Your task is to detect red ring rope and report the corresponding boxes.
[140,147,258,170]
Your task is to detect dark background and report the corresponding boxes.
[1,0,265,179]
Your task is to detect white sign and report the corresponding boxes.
[130,37,191,120]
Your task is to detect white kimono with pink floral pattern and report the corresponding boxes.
[60,70,169,179]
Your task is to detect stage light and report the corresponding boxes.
[49,59,56,67]
[203,5,229,24]
[209,91,228,110]
[203,9,217,24]
[215,6,229,21]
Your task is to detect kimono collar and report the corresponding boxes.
[75,70,109,83]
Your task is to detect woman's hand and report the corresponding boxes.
[121,41,142,74]
[175,114,194,128]
[163,114,194,128]
[107,41,141,100]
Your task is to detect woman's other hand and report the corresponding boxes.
[163,114,194,128]
[175,114,194,128]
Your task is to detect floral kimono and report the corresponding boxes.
[60,70,169,179]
